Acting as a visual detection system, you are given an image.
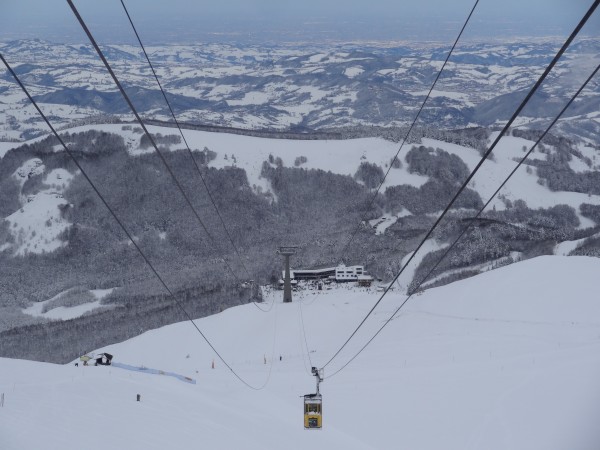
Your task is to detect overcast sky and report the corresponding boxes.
[1,0,598,43]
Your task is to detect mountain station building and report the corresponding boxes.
[280,264,374,284]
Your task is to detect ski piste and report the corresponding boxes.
[111,362,197,384]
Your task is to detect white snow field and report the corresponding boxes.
[2,255,600,450]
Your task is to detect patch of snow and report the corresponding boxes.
[576,210,596,230]
[344,67,364,78]
[410,89,474,106]
[12,158,45,187]
[398,239,449,292]
[5,166,75,255]
[294,85,329,102]
[0,141,20,158]
[6,191,69,255]
[227,91,270,106]
[25,300,104,321]
[206,85,237,99]
[43,168,74,190]
[422,251,522,288]
[307,53,326,63]
[422,136,600,213]
[22,287,115,320]
[90,288,115,300]
[369,210,412,235]
[568,155,593,173]
[554,232,600,256]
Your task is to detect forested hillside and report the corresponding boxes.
[0,123,599,362]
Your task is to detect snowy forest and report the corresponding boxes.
[1,124,599,362]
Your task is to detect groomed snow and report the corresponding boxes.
[3,256,598,450]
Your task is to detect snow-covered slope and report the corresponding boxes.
[2,256,600,450]
[4,160,74,255]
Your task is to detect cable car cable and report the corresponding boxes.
[298,299,314,371]
[66,0,267,311]
[0,51,270,391]
[336,0,480,264]
[118,0,262,304]
[320,0,599,370]
[247,297,280,390]
[324,59,600,381]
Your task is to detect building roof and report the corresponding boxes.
[292,267,336,275]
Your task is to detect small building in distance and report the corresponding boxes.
[282,264,372,284]
[357,274,374,287]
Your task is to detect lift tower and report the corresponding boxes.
[278,246,298,303]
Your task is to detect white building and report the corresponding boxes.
[334,264,365,282]
[282,264,370,283]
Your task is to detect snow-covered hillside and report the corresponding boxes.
[2,256,600,449]
[21,122,600,216]
[2,122,599,296]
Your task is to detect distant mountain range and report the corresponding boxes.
[0,38,598,141]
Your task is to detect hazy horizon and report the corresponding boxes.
[1,0,598,44]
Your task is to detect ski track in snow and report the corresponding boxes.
[554,232,600,256]
[398,239,449,292]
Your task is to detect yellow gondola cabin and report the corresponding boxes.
[304,393,322,429]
